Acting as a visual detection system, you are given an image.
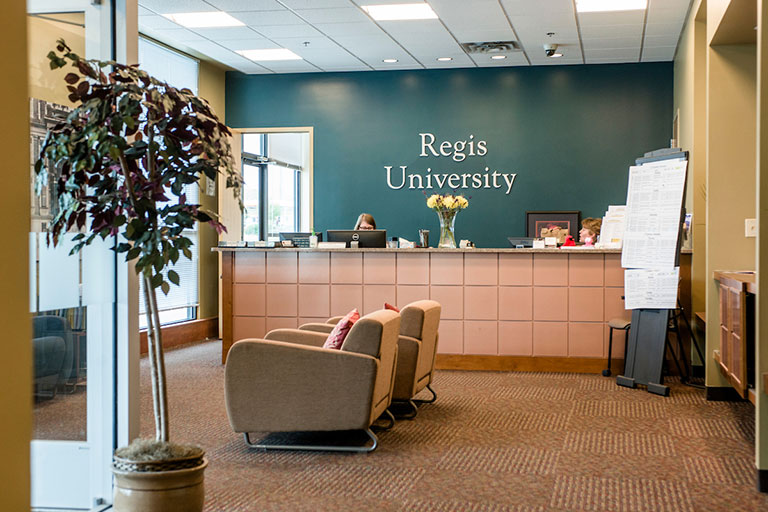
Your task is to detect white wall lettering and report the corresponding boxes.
[386,134,519,194]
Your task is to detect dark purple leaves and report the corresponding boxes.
[35,38,243,294]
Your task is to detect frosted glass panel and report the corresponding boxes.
[38,233,79,311]
[82,237,113,306]
[30,233,37,312]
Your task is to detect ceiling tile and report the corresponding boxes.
[641,46,676,60]
[138,15,182,30]
[147,28,208,43]
[322,65,371,72]
[294,49,365,67]
[190,26,262,40]
[230,10,303,26]
[271,36,341,51]
[294,8,370,24]
[644,34,681,48]
[137,0,216,14]
[647,8,687,25]
[204,0,284,10]
[216,37,274,51]
[312,22,384,37]
[581,36,642,50]
[472,52,529,66]
[644,22,684,37]
[138,6,153,16]
[580,24,644,38]
[258,60,321,72]
[255,24,322,38]
[450,29,519,43]
[578,11,647,26]
[584,47,640,60]
[501,0,574,16]
[281,0,352,8]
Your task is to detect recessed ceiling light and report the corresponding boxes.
[575,0,647,13]
[550,53,563,58]
[362,3,438,21]
[491,55,506,60]
[163,11,245,28]
[437,57,453,62]
[382,58,399,63]
[237,49,302,61]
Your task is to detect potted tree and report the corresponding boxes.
[35,40,242,511]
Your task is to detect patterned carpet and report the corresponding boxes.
[141,341,768,512]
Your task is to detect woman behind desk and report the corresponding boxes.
[354,213,376,231]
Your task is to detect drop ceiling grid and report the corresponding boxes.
[136,0,691,74]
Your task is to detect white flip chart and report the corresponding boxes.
[624,268,680,310]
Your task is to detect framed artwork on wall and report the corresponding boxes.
[526,211,581,244]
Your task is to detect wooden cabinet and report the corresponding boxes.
[714,271,755,399]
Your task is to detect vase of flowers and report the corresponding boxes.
[426,193,469,248]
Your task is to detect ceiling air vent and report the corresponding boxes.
[460,41,521,54]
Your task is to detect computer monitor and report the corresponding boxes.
[326,230,387,248]
[507,237,534,248]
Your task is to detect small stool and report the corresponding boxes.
[603,318,631,377]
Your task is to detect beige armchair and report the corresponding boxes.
[300,300,442,418]
[224,309,400,452]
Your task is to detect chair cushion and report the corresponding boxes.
[323,309,360,350]
[608,318,631,330]
[385,302,400,313]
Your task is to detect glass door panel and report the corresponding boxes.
[28,2,117,509]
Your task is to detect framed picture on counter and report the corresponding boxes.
[526,211,581,244]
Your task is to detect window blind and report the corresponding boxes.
[137,36,200,319]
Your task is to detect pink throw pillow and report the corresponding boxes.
[323,309,360,350]
[385,302,400,313]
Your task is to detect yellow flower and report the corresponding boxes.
[457,196,469,208]
[426,194,440,209]
[442,195,456,209]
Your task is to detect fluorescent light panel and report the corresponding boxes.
[163,11,244,28]
[382,58,398,63]
[575,0,647,12]
[362,3,438,21]
[237,49,302,61]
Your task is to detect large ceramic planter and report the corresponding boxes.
[112,457,208,512]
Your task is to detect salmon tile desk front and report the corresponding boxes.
[217,248,691,370]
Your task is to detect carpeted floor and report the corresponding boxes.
[140,341,768,511]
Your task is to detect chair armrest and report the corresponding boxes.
[299,323,335,334]
[327,316,344,324]
[264,328,328,347]
[393,335,421,400]
[225,339,378,432]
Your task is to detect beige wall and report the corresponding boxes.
[757,0,768,474]
[28,14,85,105]
[197,61,227,320]
[1,2,31,510]
[674,0,708,326]
[706,42,757,385]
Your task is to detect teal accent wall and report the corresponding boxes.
[226,63,672,248]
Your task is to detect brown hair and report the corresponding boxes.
[581,217,602,237]
[354,213,376,230]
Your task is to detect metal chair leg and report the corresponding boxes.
[243,429,379,453]
[390,399,418,420]
[413,384,437,404]
[603,327,615,377]
[373,409,396,431]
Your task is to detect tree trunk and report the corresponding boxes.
[143,275,169,442]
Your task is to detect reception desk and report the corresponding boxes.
[216,247,692,372]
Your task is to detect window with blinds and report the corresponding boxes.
[137,37,200,327]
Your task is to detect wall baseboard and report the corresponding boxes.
[705,386,746,402]
[435,354,622,374]
[140,317,218,354]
